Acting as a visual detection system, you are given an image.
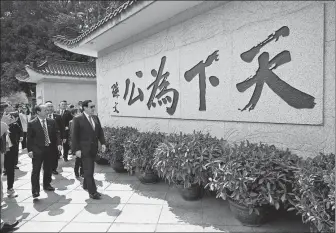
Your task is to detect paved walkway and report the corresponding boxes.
[1,149,309,232]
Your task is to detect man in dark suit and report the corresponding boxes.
[71,100,106,199]
[58,100,73,161]
[45,101,64,175]
[27,104,62,198]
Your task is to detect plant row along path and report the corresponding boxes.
[98,127,335,233]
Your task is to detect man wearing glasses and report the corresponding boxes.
[71,100,106,199]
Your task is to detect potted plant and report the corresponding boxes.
[206,141,300,226]
[153,131,224,200]
[123,131,166,184]
[288,153,335,233]
[98,126,138,173]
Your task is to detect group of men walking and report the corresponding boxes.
[1,99,106,232]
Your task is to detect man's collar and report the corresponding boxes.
[37,116,46,122]
[83,112,90,118]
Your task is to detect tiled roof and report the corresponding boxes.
[26,59,96,78]
[53,0,139,48]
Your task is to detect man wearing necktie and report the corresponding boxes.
[27,105,62,198]
[58,100,73,162]
[71,100,106,200]
[45,101,64,175]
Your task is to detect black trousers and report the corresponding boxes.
[82,156,96,194]
[74,157,83,176]
[63,138,70,160]
[22,132,27,149]
[31,146,52,194]
[4,147,17,190]
[51,147,59,171]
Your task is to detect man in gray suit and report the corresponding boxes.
[71,100,106,199]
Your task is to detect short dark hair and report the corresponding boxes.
[69,104,74,108]
[82,100,92,108]
[45,101,52,104]
[34,104,43,113]
[60,100,67,103]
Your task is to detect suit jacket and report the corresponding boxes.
[27,117,61,157]
[71,113,106,158]
[50,113,64,140]
[59,110,73,138]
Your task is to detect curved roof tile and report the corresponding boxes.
[26,60,96,79]
[53,0,139,48]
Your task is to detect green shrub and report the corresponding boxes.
[288,153,335,232]
[206,141,300,215]
[123,131,165,174]
[98,126,138,164]
[153,131,225,188]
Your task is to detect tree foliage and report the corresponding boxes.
[0,0,125,97]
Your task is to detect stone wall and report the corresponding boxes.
[97,1,335,157]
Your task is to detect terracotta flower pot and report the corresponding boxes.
[135,168,160,184]
[228,199,269,226]
[177,184,202,201]
[111,160,127,173]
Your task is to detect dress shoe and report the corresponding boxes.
[1,220,20,232]
[89,193,101,200]
[43,186,55,191]
[32,192,40,198]
[52,170,59,175]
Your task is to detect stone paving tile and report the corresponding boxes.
[52,177,81,191]
[31,203,85,222]
[137,181,171,192]
[71,203,124,223]
[105,180,140,191]
[3,189,32,203]
[15,221,68,232]
[56,190,92,204]
[127,191,167,205]
[12,179,31,189]
[203,225,231,232]
[90,190,134,204]
[61,222,111,232]
[115,173,139,181]
[1,202,50,221]
[158,205,202,225]
[22,190,71,203]
[114,204,163,224]
[202,204,242,226]
[155,224,204,232]
[108,223,157,232]
[165,188,203,208]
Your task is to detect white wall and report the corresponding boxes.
[39,81,97,112]
[97,1,335,157]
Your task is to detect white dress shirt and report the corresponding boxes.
[83,112,95,130]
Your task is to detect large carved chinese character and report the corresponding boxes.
[237,26,316,112]
[184,50,220,111]
[147,56,179,116]
[123,78,144,106]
